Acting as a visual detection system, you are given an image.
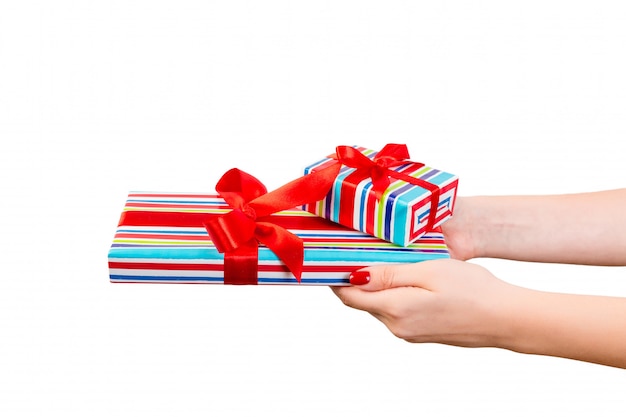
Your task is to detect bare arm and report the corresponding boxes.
[503,287,626,368]
[334,261,626,368]
[443,189,626,265]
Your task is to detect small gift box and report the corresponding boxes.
[303,144,459,247]
[108,169,450,285]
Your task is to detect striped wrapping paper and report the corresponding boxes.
[303,146,459,247]
[108,192,451,285]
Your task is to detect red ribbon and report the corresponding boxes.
[203,166,340,284]
[335,144,411,199]
[334,144,442,234]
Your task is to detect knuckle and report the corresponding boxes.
[377,265,396,289]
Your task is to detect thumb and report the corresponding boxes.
[349,261,441,291]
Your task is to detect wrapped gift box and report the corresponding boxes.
[108,192,450,285]
[303,146,459,247]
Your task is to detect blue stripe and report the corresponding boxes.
[418,168,440,180]
[358,182,372,234]
[417,196,452,223]
[110,275,349,285]
[323,187,332,220]
[257,277,349,284]
[110,275,223,282]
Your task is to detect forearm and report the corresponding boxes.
[458,190,626,265]
[497,287,626,368]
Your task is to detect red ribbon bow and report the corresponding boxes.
[204,166,339,284]
[335,144,411,199]
[334,143,441,234]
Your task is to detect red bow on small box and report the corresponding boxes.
[334,143,441,234]
[335,144,412,199]
[204,166,339,284]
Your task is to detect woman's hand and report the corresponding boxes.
[334,259,626,368]
[332,259,520,348]
[439,197,479,260]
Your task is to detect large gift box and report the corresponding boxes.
[303,144,459,247]
[108,192,450,285]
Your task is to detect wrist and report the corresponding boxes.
[491,286,547,354]
[456,195,522,260]
[448,196,491,259]
[478,282,533,350]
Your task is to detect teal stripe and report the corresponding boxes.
[109,246,449,263]
[109,247,223,260]
[390,196,409,246]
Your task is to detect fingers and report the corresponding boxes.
[331,286,392,315]
[333,259,465,319]
[331,285,430,318]
[349,259,458,292]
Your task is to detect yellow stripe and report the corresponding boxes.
[114,239,209,245]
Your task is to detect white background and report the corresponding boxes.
[1,1,626,416]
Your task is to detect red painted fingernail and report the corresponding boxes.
[349,271,370,285]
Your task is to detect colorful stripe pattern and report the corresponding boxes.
[303,146,459,247]
[108,192,450,285]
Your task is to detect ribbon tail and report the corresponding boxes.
[256,222,304,282]
[223,240,259,285]
[251,163,341,217]
[370,167,391,200]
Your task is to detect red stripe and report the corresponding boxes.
[115,233,346,243]
[333,147,379,229]
[431,179,459,224]
[409,179,459,241]
[109,261,358,273]
[113,233,444,245]
[345,160,426,238]
[119,210,351,231]
[114,233,211,240]
[126,202,229,209]
[338,171,360,228]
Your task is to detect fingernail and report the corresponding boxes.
[349,271,370,285]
